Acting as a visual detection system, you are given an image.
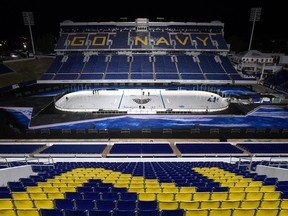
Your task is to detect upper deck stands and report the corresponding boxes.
[55,20,228,51]
[39,19,257,84]
[55,32,228,51]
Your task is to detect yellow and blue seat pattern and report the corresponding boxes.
[0,164,287,216]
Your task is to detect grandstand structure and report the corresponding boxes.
[39,18,256,84]
[0,18,288,216]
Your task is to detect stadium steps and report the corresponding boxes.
[234,144,251,155]
[30,145,51,157]
[218,57,233,81]
[173,58,182,80]
[196,61,207,80]
[170,142,182,157]
[101,144,113,158]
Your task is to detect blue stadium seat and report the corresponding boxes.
[64,210,87,216]
[161,209,184,216]
[88,210,112,216]
[137,210,159,216]
[40,209,63,216]
[113,210,136,216]
[74,199,96,210]
[54,199,75,210]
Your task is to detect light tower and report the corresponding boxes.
[248,7,262,51]
[22,11,36,56]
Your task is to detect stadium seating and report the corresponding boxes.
[38,19,254,84]
[1,161,287,216]
[1,18,287,216]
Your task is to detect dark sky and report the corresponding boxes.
[1,0,286,52]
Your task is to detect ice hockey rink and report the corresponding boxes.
[55,89,229,114]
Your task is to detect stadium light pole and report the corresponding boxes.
[22,12,36,56]
[248,7,262,51]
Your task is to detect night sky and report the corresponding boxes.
[1,0,286,52]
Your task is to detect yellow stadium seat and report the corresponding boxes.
[0,199,14,209]
[238,177,251,181]
[119,173,132,178]
[235,182,249,187]
[37,182,52,187]
[145,183,160,187]
[102,179,117,184]
[128,187,145,193]
[221,200,241,208]
[0,209,17,216]
[179,201,200,210]
[41,187,59,193]
[210,192,229,201]
[226,179,240,183]
[245,192,264,200]
[130,177,145,183]
[29,193,47,200]
[13,200,34,209]
[209,208,232,216]
[278,208,288,216]
[175,193,193,202]
[240,200,260,208]
[73,179,87,183]
[130,180,143,184]
[129,183,145,188]
[245,186,260,192]
[114,183,130,188]
[157,193,175,202]
[281,200,288,208]
[221,182,235,187]
[116,180,130,185]
[158,201,179,210]
[215,179,227,183]
[249,181,263,187]
[138,193,156,201]
[232,208,255,216]
[229,187,245,192]
[193,192,210,201]
[59,187,76,193]
[260,200,281,208]
[61,179,75,184]
[161,183,176,188]
[26,187,43,193]
[186,209,208,216]
[52,183,67,187]
[228,192,246,200]
[66,183,82,187]
[12,192,30,200]
[259,186,275,192]
[144,179,159,184]
[46,192,65,199]
[225,173,236,178]
[179,187,196,193]
[262,191,281,200]
[254,208,279,216]
[200,200,220,209]
[33,199,54,209]
[47,179,61,183]
[162,188,179,193]
[145,188,162,193]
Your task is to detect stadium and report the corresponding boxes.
[0,18,288,216]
